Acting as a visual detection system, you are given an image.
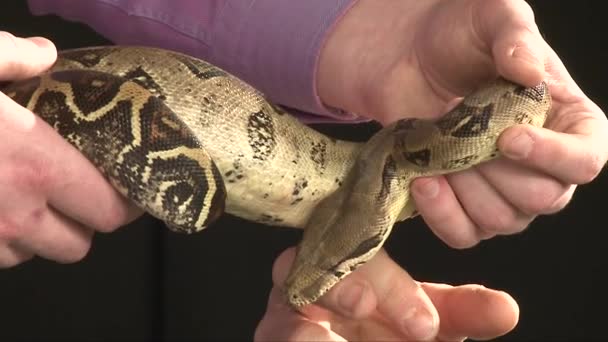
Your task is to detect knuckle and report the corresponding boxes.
[0,247,34,268]
[95,218,122,233]
[0,257,21,268]
[481,208,519,234]
[446,233,480,249]
[94,200,132,233]
[519,182,562,215]
[426,212,480,249]
[543,186,575,214]
[0,31,19,49]
[0,218,20,243]
[58,243,91,264]
[23,207,47,231]
[7,158,55,194]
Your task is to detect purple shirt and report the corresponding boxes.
[27,0,362,123]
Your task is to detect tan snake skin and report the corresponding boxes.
[2,46,551,308]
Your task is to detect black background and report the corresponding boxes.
[0,1,606,341]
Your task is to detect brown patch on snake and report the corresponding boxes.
[291,178,309,205]
[247,110,276,161]
[59,47,118,68]
[331,234,384,279]
[436,103,494,138]
[224,159,245,183]
[444,154,478,169]
[394,118,416,132]
[378,155,398,200]
[52,71,122,115]
[175,55,228,80]
[515,113,534,124]
[403,148,431,167]
[259,213,284,224]
[34,90,89,141]
[514,84,547,103]
[327,156,396,279]
[137,94,226,231]
[123,67,166,100]
[146,103,195,144]
[310,140,328,173]
[200,94,224,113]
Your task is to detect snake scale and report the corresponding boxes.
[2,46,551,308]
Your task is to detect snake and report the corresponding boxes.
[2,46,551,308]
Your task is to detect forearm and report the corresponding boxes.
[27,0,361,122]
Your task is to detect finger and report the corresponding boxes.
[0,243,33,268]
[0,32,56,80]
[478,158,573,215]
[411,176,480,248]
[447,168,533,235]
[11,206,94,264]
[420,283,519,341]
[472,0,546,86]
[0,94,142,233]
[499,124,608,185]
[255,287,346,342]
[274,248,440,341]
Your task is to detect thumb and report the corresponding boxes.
[473,0,546,86]
[0,32,57,81]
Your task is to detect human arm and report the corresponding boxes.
[27,0,360,122]
[315,0,607,247]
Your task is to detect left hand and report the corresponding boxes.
[255,248,519,342]
[316,0,608,248]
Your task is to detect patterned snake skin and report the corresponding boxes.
[2,46,551,308]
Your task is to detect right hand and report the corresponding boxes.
[256,248,519,341]
[0,32,142,267]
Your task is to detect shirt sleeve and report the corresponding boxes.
[27,0,364,123]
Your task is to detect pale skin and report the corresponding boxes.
[256,248,519,341]
[1,0,606,341]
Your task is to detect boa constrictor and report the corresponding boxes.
[2,46,551,308]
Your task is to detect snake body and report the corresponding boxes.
[2,46,551,308]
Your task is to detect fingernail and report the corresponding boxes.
[504,131,533,160]
[414,178,440,199]
[402,306,438,341]
[338,282,365,313]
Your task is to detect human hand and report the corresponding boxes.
[0,32,141,267]
[256,248,518,341]
[317,0,607,247]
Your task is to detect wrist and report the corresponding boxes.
[316,0,434,121]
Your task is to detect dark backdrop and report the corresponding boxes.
[0,1,606,341]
